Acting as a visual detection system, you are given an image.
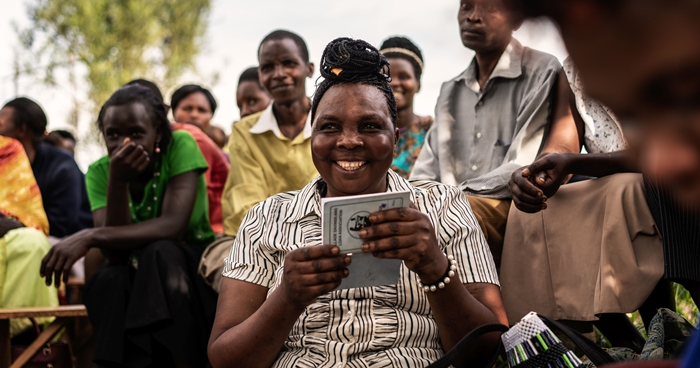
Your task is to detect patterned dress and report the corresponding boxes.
[391,116,433,178]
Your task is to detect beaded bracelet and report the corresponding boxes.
[417,255,457,292]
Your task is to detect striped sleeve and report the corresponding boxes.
[222,199,279,288]
[440,185,499,285]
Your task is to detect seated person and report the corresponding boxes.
[502,58,699,350]
[40,85,218,366]
[170,84,227,148]
[409,0,563,265]
[208,37,506,368]
[222,29,318,237]
[0,97,92,239]
[379,36,434,179]
[207,125,227,149]
[45,129,77,156]
[0,136,58,337]
[236,66,271,119]
[128,79,230,234]
[515,1,700,367]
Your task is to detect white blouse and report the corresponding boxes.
[564,57,627,154]
[223,170,498,368]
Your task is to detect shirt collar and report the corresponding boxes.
[457,38,524,93]
[249,102,313,140]
[284,170,417,223]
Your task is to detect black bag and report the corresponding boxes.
[428,312,615,368]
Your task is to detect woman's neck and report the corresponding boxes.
[273,98,310,140]
[396,106,416,130]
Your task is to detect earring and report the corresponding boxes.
[155,141,161,154]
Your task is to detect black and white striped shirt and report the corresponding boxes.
[223,170,498,368]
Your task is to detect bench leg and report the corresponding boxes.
[9,318,67,368]
[0,319,9,368]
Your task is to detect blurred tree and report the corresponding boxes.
[17,0,211,115]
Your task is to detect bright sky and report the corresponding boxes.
[0,0,567,169]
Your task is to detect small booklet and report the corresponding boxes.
[321,191,410,289]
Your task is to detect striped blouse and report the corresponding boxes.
[223,170,499,368]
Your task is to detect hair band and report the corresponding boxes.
[379,47,424,70]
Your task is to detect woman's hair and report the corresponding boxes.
[379,36,424,81]
[311,37,397,125]
[238,67,263,88]
[258,30,310,63]
[97,84,173,153]
[3,97,48,145]
[170,84,218,114]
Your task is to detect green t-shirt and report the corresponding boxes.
[86,130,215,247]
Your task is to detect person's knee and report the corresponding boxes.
[139,240,181,262]
[86,263,130,293]
[5,228,50,258]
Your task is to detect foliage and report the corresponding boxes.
[18,0,211,115]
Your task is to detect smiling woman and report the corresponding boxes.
[208,37,506,368]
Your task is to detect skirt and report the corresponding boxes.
[84,240,217,367]
[500,173,664,324]
[644,177,700,283]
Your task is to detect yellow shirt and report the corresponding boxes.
[222,103,318,236]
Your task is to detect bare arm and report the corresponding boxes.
[208,244,349,368]
[41,170,200,286]
[539,68,583,156]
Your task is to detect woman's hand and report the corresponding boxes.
[40,229,93,287]
[509,167,547,213]
[278,244,350,310]
[510,153,575,213]
[109,138,151,183]
[359,203,447,283]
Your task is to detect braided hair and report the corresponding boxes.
[311,37,397,126]
[97,84,173,153]
[379,36,424,81]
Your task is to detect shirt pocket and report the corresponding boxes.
[490,141,511,169]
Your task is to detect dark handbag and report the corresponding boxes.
[428,312,615,368]
[11,318,73,368]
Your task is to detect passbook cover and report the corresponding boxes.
[321,191,409,289]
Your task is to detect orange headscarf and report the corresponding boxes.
[0,136,49,235]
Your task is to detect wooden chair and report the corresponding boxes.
[0,305,88,368]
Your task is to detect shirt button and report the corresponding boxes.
[290,148,295,154]
[477,100,483,106]
[471,165,478,171]
[476,132,482,139]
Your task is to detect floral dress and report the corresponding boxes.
[391,116,434,178]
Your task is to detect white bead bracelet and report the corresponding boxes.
[417,255,457,292]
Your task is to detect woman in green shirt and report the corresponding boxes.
[40,85,217,367]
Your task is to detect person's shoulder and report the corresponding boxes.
[87,155,110,174]
[409,179,464,201]
[521,44,561,73]
[417,116,434,131]
[244,188,301,223]
[232,111,264,134]
[41,143,74,163]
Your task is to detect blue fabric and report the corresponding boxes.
[31,142,93,237]
[680,330,700,368]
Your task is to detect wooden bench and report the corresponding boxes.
[0,305,88,368]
